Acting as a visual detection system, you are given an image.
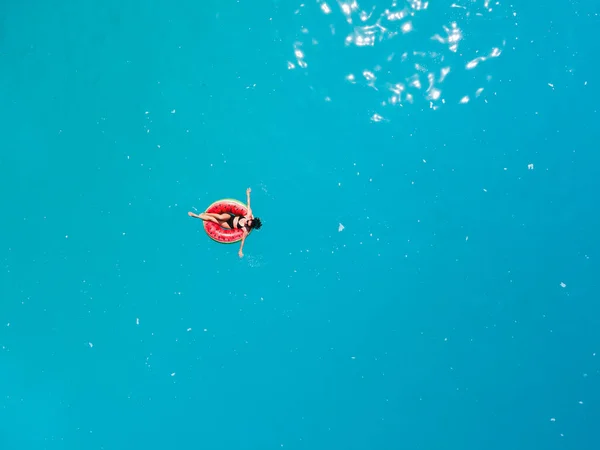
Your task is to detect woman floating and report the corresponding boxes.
[188,188,262,258]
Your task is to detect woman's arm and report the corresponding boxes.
[238,231,248,258]
[246,187,253,217]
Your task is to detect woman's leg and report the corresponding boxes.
[188,211,220,224]
[204,213,231,221]
[188,211,230,226]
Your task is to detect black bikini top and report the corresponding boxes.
[231,215,248,230]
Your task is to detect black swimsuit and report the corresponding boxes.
[226,213,245,230]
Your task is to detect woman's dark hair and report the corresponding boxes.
[250,217,262,230]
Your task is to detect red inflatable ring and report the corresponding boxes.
[203,198,251,244]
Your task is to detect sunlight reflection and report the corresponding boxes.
[290,0,516,117]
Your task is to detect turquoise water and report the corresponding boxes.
[1,0,599,448]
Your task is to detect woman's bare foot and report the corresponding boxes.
[188,211,198,218]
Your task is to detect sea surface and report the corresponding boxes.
[1,0,599,449]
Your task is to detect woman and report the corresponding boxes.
[188,188,262,258]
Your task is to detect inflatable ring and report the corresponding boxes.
[203,198,251,244]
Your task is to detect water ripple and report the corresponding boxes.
[288,0,518,119]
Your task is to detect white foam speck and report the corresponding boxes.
[560,282,566,288]
[320,2,331,14]
[338,223,345,232]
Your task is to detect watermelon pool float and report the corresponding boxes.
[203,198,251,244]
